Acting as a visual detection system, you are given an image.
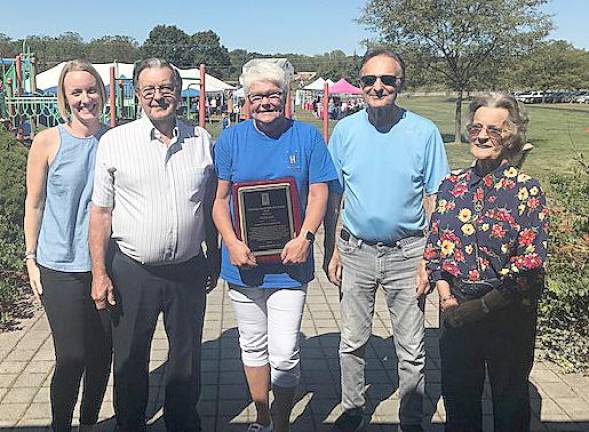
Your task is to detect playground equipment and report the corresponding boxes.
[1,49,231,135]
[0,42,62,134]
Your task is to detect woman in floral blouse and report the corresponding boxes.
[424,94,549,432]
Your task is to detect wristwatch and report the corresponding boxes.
[304,230,315,243]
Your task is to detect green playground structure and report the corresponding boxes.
[1,43,142,138]
[0,43,62,135]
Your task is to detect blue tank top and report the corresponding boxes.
[37,124,107,272]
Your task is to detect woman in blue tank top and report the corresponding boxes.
[23,60,111,432]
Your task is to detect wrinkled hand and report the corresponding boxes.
[91,272,116,310]
[227,240,257,268]
[281,236,310,265]
[444,298,485,327]
[26,260,43,302]
[440,296,459,312]
[415,259,430,298]
[327,248,343,286]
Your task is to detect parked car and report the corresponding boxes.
[516,90,545,104]
[573,91,589,103]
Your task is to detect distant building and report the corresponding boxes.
[242,58,295,82]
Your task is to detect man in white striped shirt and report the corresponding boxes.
[89,58,219,432]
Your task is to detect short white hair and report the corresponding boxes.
[240,62,288,95]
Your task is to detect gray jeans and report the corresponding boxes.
[338,231,426,425]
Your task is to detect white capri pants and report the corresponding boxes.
[228,284,307,388]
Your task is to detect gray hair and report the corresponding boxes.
[468,93,529,161]
[133,58,182,90]
[239,62,288,95]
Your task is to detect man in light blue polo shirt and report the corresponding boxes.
[324,49,449,432]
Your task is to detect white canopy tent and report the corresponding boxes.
[36,62,235,94]
[296,78,335,106]
[176,68,236,93]
[303,77,334,91]
[36,62,136,92]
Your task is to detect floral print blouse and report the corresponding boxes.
[424,163,549,294]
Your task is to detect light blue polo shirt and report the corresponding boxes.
[328,108,449,243]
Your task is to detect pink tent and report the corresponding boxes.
[328,78,362,94]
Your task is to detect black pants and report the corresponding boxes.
[109,250,207,432]
[440,300,538,432]
[39,266,112,432]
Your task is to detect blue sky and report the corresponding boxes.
[1,0,587,55]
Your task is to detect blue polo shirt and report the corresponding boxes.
[328,108,449,243]
[215,119,337,288]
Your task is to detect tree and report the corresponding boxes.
[314,50,362,81]
[0,33,18,59]
[141,25,194,67]
[26,32,87,71]
[190,30,231,78]
[359,0,552,143]
[514,40,589,92]
[87,35,140,64]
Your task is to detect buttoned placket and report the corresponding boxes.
[153,128,180,263]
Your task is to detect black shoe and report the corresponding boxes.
[330,410,365,432]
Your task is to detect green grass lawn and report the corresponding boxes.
[290,96,589,184]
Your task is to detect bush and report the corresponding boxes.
[0,129,27,324]
[537,165,589,372]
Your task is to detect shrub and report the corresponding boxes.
[537,165,589,372]
[0,129,27,324]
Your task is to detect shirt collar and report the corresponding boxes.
[468,161,517,188]
[139,115,191,142]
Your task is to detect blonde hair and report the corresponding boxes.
[468,93,529,161]
[57,59,106,121]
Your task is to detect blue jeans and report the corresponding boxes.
[338,232,426,425]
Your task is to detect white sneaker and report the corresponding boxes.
[246,422,273,432]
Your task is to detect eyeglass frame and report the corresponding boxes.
[136,83,178,99]
[466,123,507,142]
[247,90,284,104]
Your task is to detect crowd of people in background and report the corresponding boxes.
[305,96,365,120]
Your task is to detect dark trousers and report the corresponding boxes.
[109,250,207,432]
[439,300,538,432]
[39,266,112,432]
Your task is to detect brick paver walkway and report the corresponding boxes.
[2,241,589,431]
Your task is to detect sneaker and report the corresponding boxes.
[330,411,365,432]
[246,422,273,432]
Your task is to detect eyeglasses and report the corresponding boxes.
[466,123,504,141]
[137,84,176,99]
[359,75,401,88]
[247,91,283,104]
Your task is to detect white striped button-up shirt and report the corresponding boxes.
[92,115,214,265]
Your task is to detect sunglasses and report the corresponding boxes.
[466,124,504,141]
[359,75,401,88]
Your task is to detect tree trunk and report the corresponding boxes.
[454,90,463,144]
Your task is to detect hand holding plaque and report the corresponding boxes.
[231,177,302,264]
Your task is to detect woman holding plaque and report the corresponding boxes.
[213,62,337,432]
[423,94,549,431]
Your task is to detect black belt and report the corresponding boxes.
[340,227,424,248]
